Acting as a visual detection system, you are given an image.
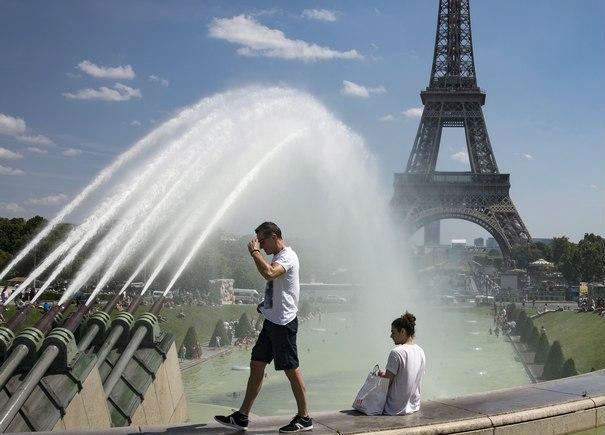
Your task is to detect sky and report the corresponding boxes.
[0,0,603,243]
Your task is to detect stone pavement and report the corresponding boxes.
[20,370,605,435]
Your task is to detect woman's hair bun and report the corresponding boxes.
[402,311,416,325]
[392,310,416,336]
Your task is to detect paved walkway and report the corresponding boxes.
[27,370,605,435]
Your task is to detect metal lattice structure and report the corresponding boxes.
[392,0,531,256]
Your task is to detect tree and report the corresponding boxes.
[534,242,552,262]
[561,358,578,377]
[528,325,540,350]
[515,310,528,337]
[254,315,264,331]
[506,303,518,322]
[234,313,253,339]
[576,233,605,282]
[559,247,580,283]
[209,319,231,347]
[181,326,202,359]
[534,332,550,364]
[510,244,542,269]
[551,236,573,264]
[543,341,564,380]
[299,300,313,318]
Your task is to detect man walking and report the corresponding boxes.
[215,222,312,433]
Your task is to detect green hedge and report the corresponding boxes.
[543,341,565,380]
[562,358,578,377]
[234,313,253,339]
[209,319,231,347]
[534,332,550,364]
[181,326,202,359]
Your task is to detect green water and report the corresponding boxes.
[183,304,531,421]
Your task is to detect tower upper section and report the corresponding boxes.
[429,0,478,90]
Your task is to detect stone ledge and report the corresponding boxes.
[17,370,605,435]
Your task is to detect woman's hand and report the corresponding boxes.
[378,369,396,380]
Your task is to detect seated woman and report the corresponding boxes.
[378,311,426,415]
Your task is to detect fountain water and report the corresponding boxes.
[0,85,532,421]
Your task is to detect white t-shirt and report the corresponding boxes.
[260,246,300,325]
[383,343,426,415]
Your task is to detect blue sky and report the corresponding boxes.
[0,0,603,242]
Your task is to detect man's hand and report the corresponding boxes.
[248,238,260,254]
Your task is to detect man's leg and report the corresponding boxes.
[239,360,267,415]
[284,368,309,417]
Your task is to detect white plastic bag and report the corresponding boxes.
[352,365,390,415]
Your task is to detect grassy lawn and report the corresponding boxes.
[157,304,259,348]
[531,311,605,374]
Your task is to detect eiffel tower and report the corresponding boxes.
[392,0,531,256]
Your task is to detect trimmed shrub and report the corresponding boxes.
[516,310,528,337]
[520,316,532,343]
[254,315,264,331]
[534,332,550,364]
[299,300,313,318]
[561,358,578,377]
[181,326,202,359]
[543,340,564,380]
[528,325,540,350]
[209,319,231,347]
[506,303,517,322]
[234,313,253,339]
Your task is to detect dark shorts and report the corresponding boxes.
[251,317,299,370]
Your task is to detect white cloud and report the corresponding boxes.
[62,148,82,156]
[27,193,68,206]
[27,146,48,154]
[63,83,142,101]
[130,120,142,127]
[379,114,394,122]
[65,72,81,79]
[77,60,135,79]
[302,9,337,22]
[149,75,170,87]
[208,15,362,61]
[0,114,26,136]
[0,165,24,175]
[402,107,423,119]
[523,153,533,160]
[451,151,469,164]
[0,202,24,213]
[0,113,54,145]
[341,80,386,98]
[16,134,54,145]
[0,147,23,159]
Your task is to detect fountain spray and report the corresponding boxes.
[0,95,216,283]
[163,130,305,296]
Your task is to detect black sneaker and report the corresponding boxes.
[279,415,313,433]
[214,411,249,431]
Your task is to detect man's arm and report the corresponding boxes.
[248,238,285,280]
[251,252,285,280]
